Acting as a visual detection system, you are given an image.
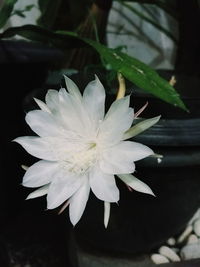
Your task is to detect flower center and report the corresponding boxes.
[65,142,98,174]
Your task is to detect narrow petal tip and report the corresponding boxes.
[104,201,111,228]
[12,136,25,144]
[12,137,19,143]
[94,74,99,80]
[26,185,50,200]
[70,213,78,227]
[149,190,156,197]
[21,164,29,171]
[26,194,32,200]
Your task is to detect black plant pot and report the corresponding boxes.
[66,70,200,256]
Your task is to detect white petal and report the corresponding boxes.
[58,88,82,130]
[58,87,70,104]
[100,108,134,145]
[69,179,90,226]
[89,166,119,202]
[117,174,155,196]
[26,184,50,199]
[14,136,59,161]
[47,173,84,209]
[45,88,89,133]
[100,145,135,174]
[100,141,153,174]
[124,141,154,161]
[100,159,135,175]
[104,95,130,120]
[109,141,153,162]
[123,116,161,140]
[34,98,51,113]
[17,135,92,162]
[25,110,63,137]
[22,160,59,188]
[104,202,110,228]
[45,89,60,114]
[58,88,92,135]
[64,75,82,101]
[83,75,105,126]
[100,96,134,144]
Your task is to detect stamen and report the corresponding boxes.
[62,142,98,174]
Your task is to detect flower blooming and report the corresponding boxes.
[14,75,159,227]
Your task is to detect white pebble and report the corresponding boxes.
[187,234,198,244]
[181,241,200,260]
[151,254,170,264]
[177,225,193,244]
[193,219,200,237]
[159,246,181,262]
[166,237,176,246]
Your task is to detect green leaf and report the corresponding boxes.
[82,39,188,111]
[0,25,83,49]
[37,0,62,30]
[0,0,18,29]
[0,25,187,111]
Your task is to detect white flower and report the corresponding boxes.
[14,75,157,227]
